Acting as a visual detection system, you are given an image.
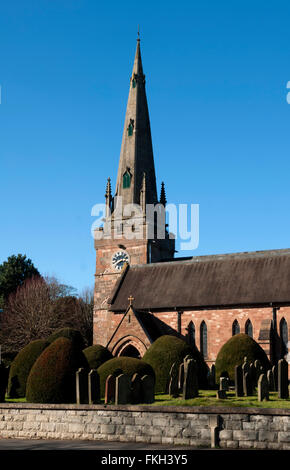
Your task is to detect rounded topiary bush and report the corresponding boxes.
[8,339,49,398]
[26,337,88,403]
[142,335,208,393]
[83,344,113,370]
[215,333,271,382]
[46,328,85,351]
[97,356,155,397]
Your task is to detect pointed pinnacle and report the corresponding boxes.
[160,181,167,206]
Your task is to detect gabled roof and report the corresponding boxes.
[109,248,290,311]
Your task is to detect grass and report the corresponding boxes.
[153,389,290,409]
[3,389,290,409]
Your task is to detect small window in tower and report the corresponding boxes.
[132,78,136,88]
[127,119,134,136]
[123,170,131,189]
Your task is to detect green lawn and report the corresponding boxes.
[3,390,290,409]
[154,389,290,409]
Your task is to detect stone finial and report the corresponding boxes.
[160,181,167,207]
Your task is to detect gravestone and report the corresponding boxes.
[208,364,216,388]
[235,365,243,397]
[272,365,278,392]
[278,358,289,399]
[115,374,131,405]
[131,373,142,404]
[258,373,269,401]
[178,362,184,392]
[88,369,100,404]
[249,363,256,387]
[141,375,155,403]
[75,368,88,404]
[216,390,227,399]
[105,374,116,404]
[267,369,275,392]
[0,366,9,402]
[219,377,229,391]
[168,362,179,398]
[242,358,250,376]
[243,371,253,396]
[182,358,198,399]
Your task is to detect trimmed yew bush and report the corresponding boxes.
[26,337,88,403]
[83,344,113,370]
[142,335,208,393]
[97,356,155,397]
[215,333,271,382]
[46,327,85,350]
[8,339,49,398]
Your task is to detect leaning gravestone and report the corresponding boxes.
[75,368,88,404]
[182,358,198,399]
[141,375,155,403]
[88,369,100,404]
[115,374,131,405]
[267,369,275,393]
[242,358,250,376]
[258,373,269,401]
[131,373,142,404]
[243,371,253,396]
[105,374,116,404]
[168,362,179,398]
[235,365,243,397]
[278,358,289,399]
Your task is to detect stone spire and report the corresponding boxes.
[113,37,158,212]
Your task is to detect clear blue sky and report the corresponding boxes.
[1,0,290,293]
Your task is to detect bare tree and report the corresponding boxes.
[0,276,94,355]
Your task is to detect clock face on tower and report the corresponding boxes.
[111,250,130,272]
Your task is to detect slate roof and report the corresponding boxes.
[109,248,290,311]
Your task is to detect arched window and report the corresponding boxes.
[187,321,195,346]
[245,319,253,338]
[123,170,131,189]
[232,319,240,336]
[200,321,208,358]
[279,318,288,356]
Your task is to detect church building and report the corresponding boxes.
[93,37,289,371]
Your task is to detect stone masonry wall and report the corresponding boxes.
[0,403,289,449]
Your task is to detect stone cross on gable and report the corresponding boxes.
[128,295,135,306]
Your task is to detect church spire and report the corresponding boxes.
[114,37,158,212]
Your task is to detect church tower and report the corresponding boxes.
[93,36,175,346]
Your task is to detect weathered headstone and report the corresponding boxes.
[178,362,184,392]
[258,373,269,401]
[75,368,88,404]
[235,365,243,397]
[243,371,253,396]
[88,369,100,404]
[182,358,198,399]
[0,366,9,402]
[219,376,229,391]
[216,390,227,399]
[131,373,142,404]
[242,358,250,376]
[249,363,256,387]
[266,369,275,392]
[208,364,216,388]
[115,374,131,405]
[278,358,289,399]
[272,365,278,392]
[141,375,155,403]
[105,374,116,404]
[168,362,179,397]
